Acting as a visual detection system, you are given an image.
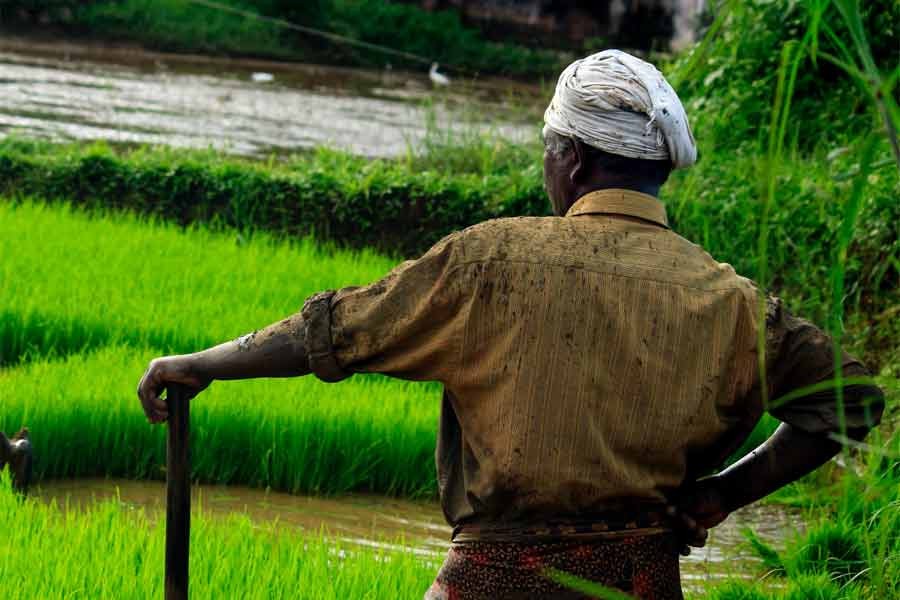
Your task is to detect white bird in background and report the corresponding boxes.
[429,63,450,87]
[251,72,274,83]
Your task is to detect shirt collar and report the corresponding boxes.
[565,189,669,229]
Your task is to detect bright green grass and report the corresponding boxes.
[0,345,441,497]
[0,472,437,599]
[0,199,397,364]
[742,430,900,600]
[0,200,443,496]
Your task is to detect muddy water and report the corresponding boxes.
[36,478,797,589]
[0,36,540,158]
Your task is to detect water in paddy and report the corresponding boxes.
[36,478,796,590]
[0,36,540,158]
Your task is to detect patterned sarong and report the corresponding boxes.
[424,530,684,600]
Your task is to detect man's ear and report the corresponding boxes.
[569,138,587,184]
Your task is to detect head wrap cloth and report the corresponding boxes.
[544,50,697,169]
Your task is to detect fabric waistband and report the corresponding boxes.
[451,509,672,544]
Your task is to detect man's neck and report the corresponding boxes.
[574,179,661,200]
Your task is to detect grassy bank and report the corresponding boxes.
[0,137,546,259]
[0,472,437,599]
[0,346,440,497]
[0,0,565,78]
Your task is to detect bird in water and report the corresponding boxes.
[251,72,275,83]
[1,428,32,495]
[429,63,450,87]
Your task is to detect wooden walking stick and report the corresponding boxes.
[165,383,191,600]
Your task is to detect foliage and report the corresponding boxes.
[741,433,900,599]
[72,0,292,59]
[686,6,900,599]
[0,0,565,78]
[669,0,899,153]
[0,471,437,599]
[304,0,563,76]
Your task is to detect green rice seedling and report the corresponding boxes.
[0,470,437,599]
[0,346,441,497]
[0,199,397,364]
[743,528,787,576]
[0,200,447,496]
[702,581,772,600]
[699,573,865,599]
[741,431,900,599]
[780,573,863,600]
[790,521,866,582]
[0,199,835,497]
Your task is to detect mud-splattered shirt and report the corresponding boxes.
[300,189,884,528]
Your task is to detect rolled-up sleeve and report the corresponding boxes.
[300,232,470,384]
[765,296,885,437]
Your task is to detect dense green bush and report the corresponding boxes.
[671,0,899,152]
[0,138,546,257]
[0,0,565,77]
[305,0,563,76]
[74,0,291,58]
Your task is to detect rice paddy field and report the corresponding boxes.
[0,201,443,497]
[0,201,397,365]
[0,200,449,596]
[0,473,437,600]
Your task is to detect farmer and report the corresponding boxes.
[137,50,884,599]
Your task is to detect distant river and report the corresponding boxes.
[0,35,540,158]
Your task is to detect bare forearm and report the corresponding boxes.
[137,313,312,422]
[190,313,311,381]
[716,423,847,511]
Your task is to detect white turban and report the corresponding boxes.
[544,50,697,169]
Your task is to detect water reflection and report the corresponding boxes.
[35,478,797,588]
[0,36,539,158]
